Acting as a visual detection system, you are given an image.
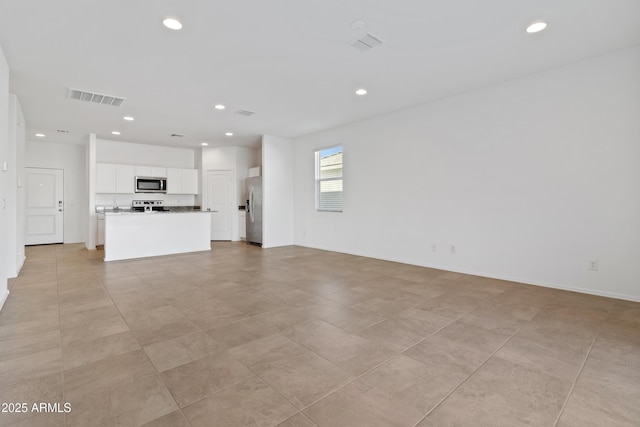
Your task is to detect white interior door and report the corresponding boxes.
[25,168,64,245]
[206,170,233,241]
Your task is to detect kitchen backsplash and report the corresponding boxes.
[95,194,196,207]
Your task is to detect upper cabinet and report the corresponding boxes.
[167,168,198,194]
[96,164,134,193]
[96,163,197,194]
[183,169,198,194]
[135,166,167,178]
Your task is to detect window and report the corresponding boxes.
[315,145,343,212]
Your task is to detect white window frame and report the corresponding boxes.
[315,145,343,212]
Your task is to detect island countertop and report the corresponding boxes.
[104,210,206,215]
[104,211,211,261]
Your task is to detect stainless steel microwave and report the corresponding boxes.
[135,176,167,193]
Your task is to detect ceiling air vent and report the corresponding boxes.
[56,129,70,133]
[170,133,184,138]
[235,109,256,116]
[350,33,383,52]
[67,88,126,107]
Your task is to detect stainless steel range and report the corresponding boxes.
[132,200,166,212]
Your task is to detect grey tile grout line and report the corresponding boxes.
[178,327,326,423]
[175,307,451,424]
[64,251,297,424]
[17,247,632,424]
[54,247,68,427]
[410,312,530,427]
[175,286,476,421]
[292,312,467,416]
[165,333,309,424]
[297,411,320,426]
[52,251,569,425]
[241,353,318,426]
[122,268,318,424]
[98,266,197,427]
[551,302,613,427]
[153,297,365,423]
[99,263,261,425]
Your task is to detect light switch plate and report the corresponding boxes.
[1,161,7,172]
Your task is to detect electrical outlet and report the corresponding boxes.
[450,245,456,254]
[431,244,436,252]
[588,260,598,271]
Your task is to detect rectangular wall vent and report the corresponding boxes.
[350,33,383,52]
[67,88,126,107]
[235,109,256,116]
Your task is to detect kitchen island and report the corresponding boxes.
[104,211,211,261]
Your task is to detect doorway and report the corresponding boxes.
[25,168,64,245]
[205,170,233,241]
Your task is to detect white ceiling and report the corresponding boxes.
[1,0,639,149]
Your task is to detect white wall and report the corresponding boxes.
[25,140,87,243]
[7,95,26,277]
[294,46,640,301]
[87,135,97,249]
[194,147,203,207]
[0,43,9,310]
[263,135,294,248]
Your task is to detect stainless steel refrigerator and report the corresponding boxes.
[245,176,263,246]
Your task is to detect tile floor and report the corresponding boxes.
[1,242,639,426]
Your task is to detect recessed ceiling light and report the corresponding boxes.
[201,142,209,146]
[112,131,121,135]
[35,133,45,137]
[225,132,233,136]
[163,18,183,30]
[526,22,547,33]
[355,88,368,96]
[123,116,134,121]
[214,104,226,110]
[351,20,365,30]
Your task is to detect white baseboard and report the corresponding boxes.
[295,243,640,303]
[425,264,640,303]
[16,255,26,276]
[0,290,10,312]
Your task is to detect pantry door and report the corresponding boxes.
[25,168,64,245]
[205,170,233,241]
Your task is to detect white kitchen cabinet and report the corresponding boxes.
[135,166,167,178]
[167,168,198,194]
[116,165,135,193]
[104,212,211,261]
[239,211,246,240]
[97,214,105,245]
[96,163,134,194]
[166,168,183,194]
[182,169,198,194]
[96,164,116,193]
